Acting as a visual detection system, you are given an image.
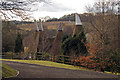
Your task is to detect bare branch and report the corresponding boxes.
[0,0,51,20]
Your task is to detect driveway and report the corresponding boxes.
[2,61,118,78]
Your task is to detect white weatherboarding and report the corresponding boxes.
[58,23,62,31]
[39,20,44,31]
[75,13,82,26]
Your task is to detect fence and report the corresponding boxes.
[2,52,24,59]
[2,52,77,65]
[36,52,77,65]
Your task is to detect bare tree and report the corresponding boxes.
[0,0,50,20]
[85,0,119,14]
[85,0,120,56]
[85,4,94,13]
[84,13,118,58]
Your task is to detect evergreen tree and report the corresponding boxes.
[15,32,23,53]
[61,31,88,56]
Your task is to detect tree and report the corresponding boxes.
[15,32,23,53]
[84,0,119,58]
[2,21,16,52]
[0,0,50,20]
[85,0,119,14]
[61,31,88,56]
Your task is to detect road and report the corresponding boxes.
[2,61,118,78]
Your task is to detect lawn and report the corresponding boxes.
[2,59,88,71]
[1,63,18,78]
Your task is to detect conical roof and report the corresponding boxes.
[58,23,62,31]
[39,19,44,31]
[34,20,39,31]
[75,13,82,26]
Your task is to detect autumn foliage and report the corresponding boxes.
[84,42,103,54]
[72,54,113,71]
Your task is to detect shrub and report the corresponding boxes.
[72,54,114,72]
[43,53,50,60]
[109,50,120,73]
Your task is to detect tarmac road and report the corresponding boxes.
[2,61,118,78]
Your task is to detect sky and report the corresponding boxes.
[31,0,95,20]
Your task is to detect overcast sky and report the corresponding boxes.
[31,0,95,20]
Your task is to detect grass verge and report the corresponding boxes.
[0,63,18,78]
[104,71,120,75]
[2,59,88,71]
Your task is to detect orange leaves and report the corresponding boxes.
[71,59,74,62]
[102,66,105,69]
[105,58,109,60]
[89,60,95,63]
[72,55,113,70]
[86,56,90,60]
[85,42,103,54]
[80,58,83,61]
[51,56,54,61]
[75,59,79,63]
[107,63,111,66]
[51,56,57,61]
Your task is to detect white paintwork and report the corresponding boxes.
[39,21,44,31]
[58,23,62,31]
[75,13,82,26]
[35,20,39,31]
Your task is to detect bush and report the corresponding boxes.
[109,50,120,73]
[71,54,113,72]
[43,53,50,60]
[71,50,120,73]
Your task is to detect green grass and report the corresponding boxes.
[2,59,88,71]
[104,71,120,75]
[0,63,18,78]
